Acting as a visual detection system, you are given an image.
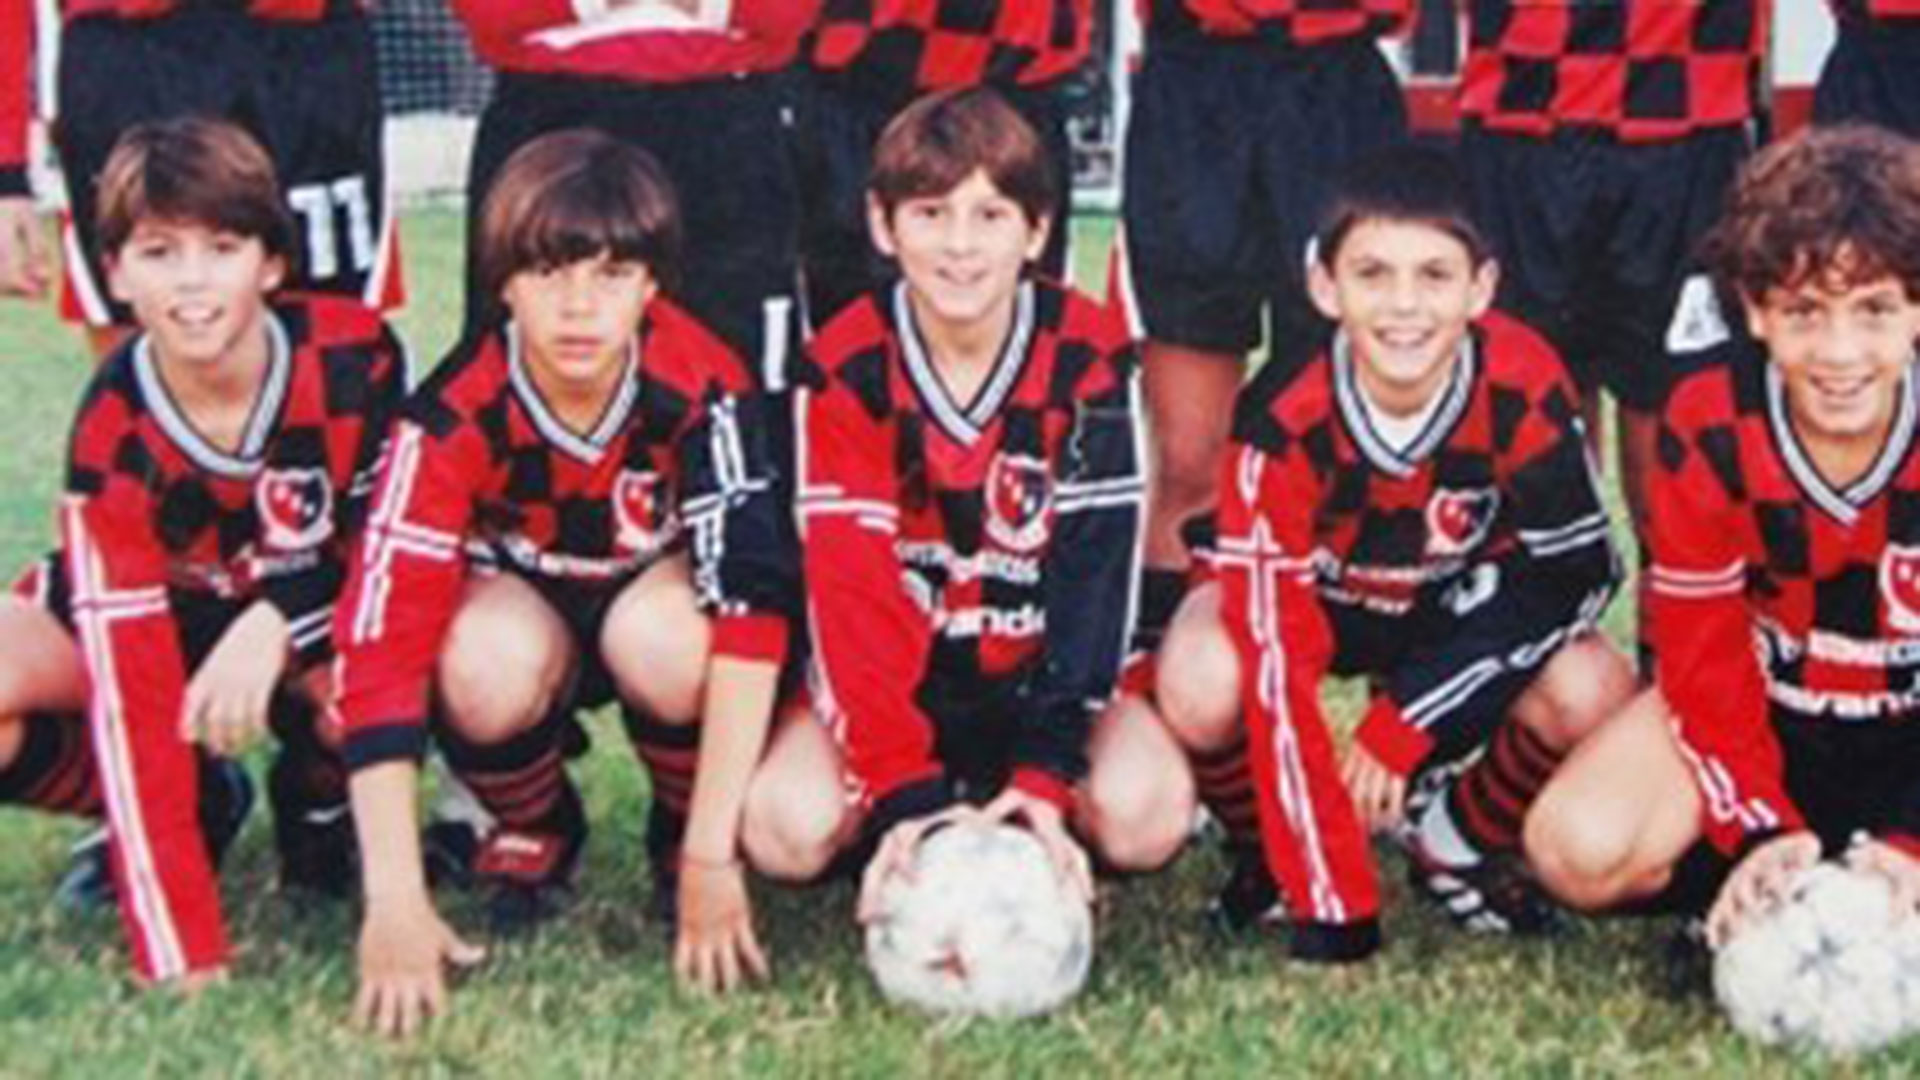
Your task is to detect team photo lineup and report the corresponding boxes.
[0,0,1917,1063]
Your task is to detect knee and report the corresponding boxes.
[436,622,564,745]
[1516,636,1636,749]
[1522,790,1648,912]
[604,572,711,724]
[1081,761,1195,873]
[740,769,848,882]
[1156,619,1241,754]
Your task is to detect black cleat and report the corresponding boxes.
[475,827,585,937]
[1402,840,1564,937]
[269,754,358,901]
[56,756,255,912]
[1660,917,1713,1001]
[644,803,684,932]
[1205,847,1287,933]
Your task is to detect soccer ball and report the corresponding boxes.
[1712,861,1920,1055]
[864,820,1094,1019]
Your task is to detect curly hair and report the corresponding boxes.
[1702,125,1920,301]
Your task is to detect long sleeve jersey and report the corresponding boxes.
[1214,312,1617,940]
[59,295,403,982]
[1137,0,1410,47]
[1648,328,1920,857]
[795,280,1145,824]
[334,299,793,770]
[1460,0,1767,142]
[0,0,363,194]
[811,0,1093,95]
[452,0,819,83]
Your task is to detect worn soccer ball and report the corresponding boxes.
[1712,861,1920,1055]
[864,820,1094,1018]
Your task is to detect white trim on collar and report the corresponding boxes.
[131,312,291,479]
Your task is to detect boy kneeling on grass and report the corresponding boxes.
[1524,125,1920,946]
[1144,147,1634,959]
[335,129,796,1034]
[0,116,407,987]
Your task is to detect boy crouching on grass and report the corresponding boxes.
[1145,147,1634,959]
[1524,126,1920,943]
[0,116,407,986]
[334,129,796,1034]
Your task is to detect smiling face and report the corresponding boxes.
[1745,265,1920,447]
[868,168,1051,345]
[107,217,285,369]
[502,252,656,395]
[1308,218,1497,415]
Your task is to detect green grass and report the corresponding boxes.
[0,208,1912,1077]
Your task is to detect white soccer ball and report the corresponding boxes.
[1712,861,1920,1055]
[864,820,1094,1018]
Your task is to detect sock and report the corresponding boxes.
[0,713,101,816]
[621,707,697,858]
[1131,568,1189,658]
[1190,737,1261,854]
[439,711,580,839]
[1423,722,1564,865]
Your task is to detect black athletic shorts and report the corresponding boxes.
[1120,35,1406,358]
[1770,709,1920,856]
[793,71,1074,332]
[462,70,802,392]
[1461,122,1748,412]
[1814,20,1920,137]
[55,10,391,326]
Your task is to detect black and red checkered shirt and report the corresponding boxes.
[796,279,1144,820]
[1138,0,1411,46]
[334,299,794,771]
[56,295,403,983]
[1212,311,1616,936]
[810,0,1093,93]
[1460,0,1766,142]
[1830,0,1920,24]
[453,0,818,83]
[1649,329,1920,857]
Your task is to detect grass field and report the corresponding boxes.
[0,208,1911,1078]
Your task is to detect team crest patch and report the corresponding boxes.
[256,467,334,549]
[1879,545,1920,633]
[985,454,1054,553]
[613,469,671,555]
[1425,487,1499,558]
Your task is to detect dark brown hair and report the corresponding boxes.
[95,116,294,266]
[1703,125,1920,301]
[869,87,1057,226]
[475,128,683,300]
[1316,144,1490,268]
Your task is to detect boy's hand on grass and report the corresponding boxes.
[182,602,289,755]
[1707,831,1822,948]
[1340,744,1407,835]
[354,899,484,1038]
[675,856,769,994]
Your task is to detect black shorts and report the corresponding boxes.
[55,10,391,326]
[1771,710,1920,855]
[463,71,802,391]
[1120,35,1406,357]
[1461,123,1748,412]
[794,72,1074,331]
[1814,21,1920,138]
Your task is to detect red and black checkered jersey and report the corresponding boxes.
[453,0,818,83]
[57,295,403,983]
[1831,0,1920,24]
[796,279,1144,820]
[1213,311,1617,934]
[1137,0,1410,47]
[1459,0,1766,141]
[0,0,363,192]
[1648,334,1920,857]
[810,0,1092,95]
[335,298,794,771]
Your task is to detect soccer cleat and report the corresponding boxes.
[1204,846,1288,933]
[55,756,256,912]
[475,825,586,936]
[1660,917,1713,1001]
[1398,759,1563,937]
[421,762,496,892]
[268,753,358,900]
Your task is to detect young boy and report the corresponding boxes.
[1525,126,1920,939]
[0,116,407,986]
[1149,147,1633,957]
[741,88,1193,919]
[335,129,795,1034]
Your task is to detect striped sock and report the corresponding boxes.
[621,708,698,856]
[1442,721,1563,858]
[439,713,577,837]
[0,713,102,816]
[1190,737,1261,853]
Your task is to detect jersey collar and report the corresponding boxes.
[132,311,292,479]
[1332,328,1477,477]
[505,321,640,466]
[1766,359,1919,526]
[893,280,1036,447]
